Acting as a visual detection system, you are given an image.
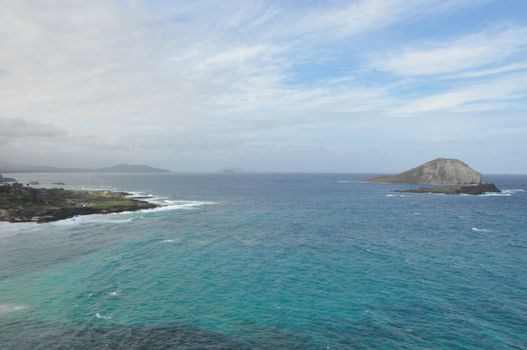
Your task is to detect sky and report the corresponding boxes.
[1,0,527,173]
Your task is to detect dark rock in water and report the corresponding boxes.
[368,158,482,185]
[394,183,501,195]
[53,182,66,185]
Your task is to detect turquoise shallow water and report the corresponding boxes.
[1,173,526,349]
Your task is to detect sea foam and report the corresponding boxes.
[472,227,491,232]
[48,191,216,226]
[95,312,112,320]
[141,198,216,213]
[51,214,142,226]
[0,304,28,315]
[479,192,512,197]
[161,238,181,243]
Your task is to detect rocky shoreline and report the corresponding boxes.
[394,183,501,195]
[0,184,158,223]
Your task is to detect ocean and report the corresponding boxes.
[0,173,526,349]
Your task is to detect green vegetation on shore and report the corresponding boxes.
[0,183,157,223]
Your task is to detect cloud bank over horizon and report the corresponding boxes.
[1,0,526,173]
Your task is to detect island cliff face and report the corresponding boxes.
[368,158,482,185]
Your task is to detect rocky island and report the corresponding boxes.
[368,158,482,185]
[0,183,158,223]
[367,158,501,195]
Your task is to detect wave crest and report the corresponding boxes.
[472,227,491,232]
[95,312,112,320]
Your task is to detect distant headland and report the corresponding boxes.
[366,158,501,195]
[0,164,170,174]
[0,183,158,223]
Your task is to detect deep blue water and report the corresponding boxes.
[0,173,526,349]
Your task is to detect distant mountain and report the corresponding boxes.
[0,164,170,174]
[0,165,88,173]
[367,158,482,185]
[96,164,170,173]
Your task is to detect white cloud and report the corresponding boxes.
[394,73,527,114]
[374,26,527,76]
[207,45,282,65]
[297,0,480,39]
[0,0,525,172]
[0,0,487,130]
[0,118,63,138]
[445,61,527,79]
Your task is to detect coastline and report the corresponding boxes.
[393,183,501,195]
[0,185,160,223]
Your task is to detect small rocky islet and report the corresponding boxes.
[367,158,501,195]
[0,182,158,223]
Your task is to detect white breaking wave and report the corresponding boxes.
[479,192,512,197]
[48,190,216,225]
[126,191,216,212]
[141,199,216,213]
[126,191,151,197]
[161,238,181,243]
[0,304,28,315]
[95,312,112,320]
[472,227,491,232]
[385,194,406,197]
[51,214,143,226]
